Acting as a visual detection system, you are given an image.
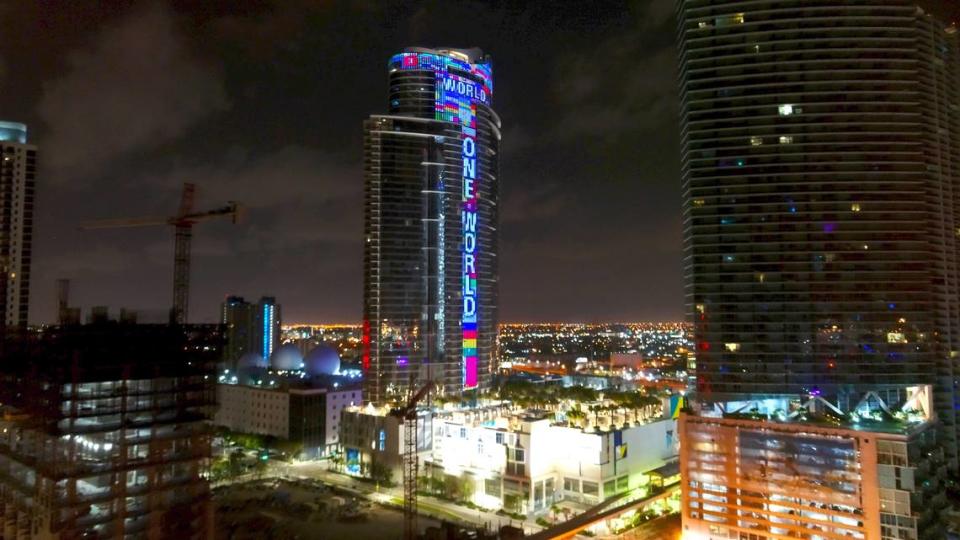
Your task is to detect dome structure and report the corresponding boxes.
[304,345,340,376]
[271,344,304,371]
[236,351,268,370]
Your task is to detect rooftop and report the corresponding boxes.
[0,121,26,144]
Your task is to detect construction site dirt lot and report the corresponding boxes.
[214,478,441,540]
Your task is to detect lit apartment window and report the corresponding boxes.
[851,203,861,212]
[725,343,740,352]
[887,332,908,344]
[779,136,793,144]
[715,13,744,26]
[778,104,794,116]
[693,199,705,207]
[750,136,763,146]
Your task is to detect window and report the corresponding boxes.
[778,104,794,116]
[564,477,579,492]
[887,332,908,344]
[582,481,599,496]
[725,343,740,352]
[460,427,467,439]
[485,478,501,497]
[779,136,793,144]
[715,13,744,26]
[496,432,504,444]
[617,476,629,491]
[604,479,616,496]
[749,136,763,146]
[851,203,861,212]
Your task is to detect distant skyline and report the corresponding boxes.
[4,1,957,325]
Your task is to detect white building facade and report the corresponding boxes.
[215,383,360,456]
[340,402,678,515]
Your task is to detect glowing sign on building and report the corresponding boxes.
[391,51,493,389]
[262,303,274,360]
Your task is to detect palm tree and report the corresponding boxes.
[567,408,586,429]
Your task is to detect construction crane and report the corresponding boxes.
[80,183,240,324]
[391,380,435,540]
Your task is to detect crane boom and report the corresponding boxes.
[79,217,170,230]
[81,203,240,230]
[79,183,240,324]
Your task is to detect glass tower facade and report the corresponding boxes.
[678,1,960,463]
[363,48,500,405]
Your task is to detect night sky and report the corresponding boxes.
[1,1,689,324]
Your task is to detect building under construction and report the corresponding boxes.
[0,323,220,539]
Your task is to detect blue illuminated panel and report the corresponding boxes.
[262,304,275,360]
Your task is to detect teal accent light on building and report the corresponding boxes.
[0,122,26,144]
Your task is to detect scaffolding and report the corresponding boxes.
[0,324,220,539]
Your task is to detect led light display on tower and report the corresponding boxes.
[391,51,493,390]
[363,49,499,404]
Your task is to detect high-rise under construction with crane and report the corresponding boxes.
[362,47,501,406]
[0,323,220,539]
[0,121,36,330]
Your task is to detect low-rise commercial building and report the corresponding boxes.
[341,394,679,515]
[215,378,360,457]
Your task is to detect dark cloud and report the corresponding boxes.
[9,0,685,325]
[37,4,228,182]
[502,184,569,224]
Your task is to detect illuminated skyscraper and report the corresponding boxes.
[220,295,280,366]
[677,2,958,538]
[0,122,36,330]
[362,48,500,405]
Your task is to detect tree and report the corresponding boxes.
[369,460,394,487]
[567,408,586,428]
[329,451,344,472]
[443,474,461,499]
[228,449,245,477]
[460,475,476,503]
[273,439,303,461]
[503,493,521,514]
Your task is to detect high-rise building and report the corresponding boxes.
[362,48,500,405]
[0,324,219,539]
[0,121,36,330]
[220,295,281,366]
[677,2,958,538]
